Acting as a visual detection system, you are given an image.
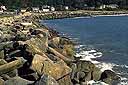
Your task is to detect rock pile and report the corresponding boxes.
[0,13,120,85]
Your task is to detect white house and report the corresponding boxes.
[64,6,69,10]
[0,5,6,12]
[99,4,118,9]
[42,5,50,12]
[42,8,50,12]
[32,7,40,12]
[51,7,55,11]
[107,4,119,9]
[99,5,106,9]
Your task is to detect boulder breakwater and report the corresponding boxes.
[0,12,120,85]
[32,10,128,20]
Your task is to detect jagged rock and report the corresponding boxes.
[62,45,75,60]
[6,69,18,78]
[70,60,101,84]
[0,57,26,75]
[31,54,72,84]
[60,37,73,45]
[4,76,34,85]
[57,74,72,85]
[0,59,7,65]
[26,35,48,55]
[0,50,4,59]
[35,74,59,85]
[0,78,4,85]
[50,37,60,48]
[0,42,13,51]
[48,47,73,63]
[20,72,39,81]
[92,67,102,81]
[100,70,120,85]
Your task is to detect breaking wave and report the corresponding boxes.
[75,44,128,85]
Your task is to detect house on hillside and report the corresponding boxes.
[107,4,119,9]
[99,4,118,9]
[42,5,55,12]
[0,5,6,12]
[64,6,69,10]
[99,5,106,9]
[51,7,55,11]
[32,7,40,12]
[42,5,50,12]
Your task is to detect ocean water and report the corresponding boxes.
[42,16,128,84]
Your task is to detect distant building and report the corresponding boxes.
[0,5,6,12]
[32,7,40,12]
[107,4,119,9]
[99,5,106,9]
[21,8,26,13]
[42,5,50,12]
[64,6,69,10]
[99,4,118,9]
[51,7,55,11]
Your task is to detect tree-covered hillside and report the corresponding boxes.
[0,0,128,9]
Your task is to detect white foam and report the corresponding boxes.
[87,80,109,85]
[75,45,103,64]
[75,45,128,84]
[73,16,91,19]
[116,77,128,85]
[96,62,116,72]
[95,14,128,17]
[120,65,128,69]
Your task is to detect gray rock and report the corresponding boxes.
[0,50,4,59]
[35,74,59,85]
[4,76,34,85]
[0,78,4,85]
[100,70,120,85]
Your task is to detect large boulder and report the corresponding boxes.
[35,74,59,85]
[70,60,101,84]
[4,76,34,85]
[26,35,48,55]
[31,54,72,85]
[61,45,75,60]
[100,70,120,85]
[0,78,4,85]
[49,37,75,60]
[0,57,26,75]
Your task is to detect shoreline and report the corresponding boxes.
[32,10,128,20]
[0,12,121,85]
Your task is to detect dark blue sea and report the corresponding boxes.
[42,16,128,84]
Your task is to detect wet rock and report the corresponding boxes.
[62,45,75,60]
[100,70,120,85]
[4,76,34,85]
[70,60,101,84]
[35,74,59,85]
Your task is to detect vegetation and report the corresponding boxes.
[0,0,128,10]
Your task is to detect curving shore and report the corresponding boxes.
[0,12,121,85]
[32,10,128,20]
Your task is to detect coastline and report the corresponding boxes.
[32,10,128,20]
[0,12,121,85]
